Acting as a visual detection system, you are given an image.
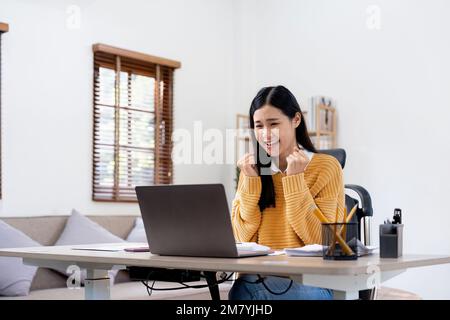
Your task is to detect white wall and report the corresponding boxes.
[0,0,235,216]
[1,0,450,299]
[232,0,450,299]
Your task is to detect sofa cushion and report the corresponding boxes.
[30,268,68,291]
[1,215,136,246]
[2,215,136,291]
[0,220,40,296]
[53,209,125,282]
[126,217,147,243]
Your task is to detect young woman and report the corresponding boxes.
[229,86,345,300]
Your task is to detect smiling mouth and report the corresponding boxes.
[263,141,279,151]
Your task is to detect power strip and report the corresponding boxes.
[127,267,201,283]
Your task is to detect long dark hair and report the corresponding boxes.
[249,86,317,212]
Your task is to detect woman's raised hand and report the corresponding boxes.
[237,153,259,177]
[286,146,310,176]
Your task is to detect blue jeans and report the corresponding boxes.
[228,275,333,300]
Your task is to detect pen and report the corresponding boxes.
[342,206,348,240]
[345,204,358,223]
[338,204,358,237]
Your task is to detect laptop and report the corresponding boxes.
[134,184,271,258]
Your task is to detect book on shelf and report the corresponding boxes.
[310,96,336,132]
[311,135,334,149]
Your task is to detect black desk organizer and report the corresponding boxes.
[379,223,403,258]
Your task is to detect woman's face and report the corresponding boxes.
[253,105,301,158]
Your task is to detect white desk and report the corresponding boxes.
[1,243,449,300]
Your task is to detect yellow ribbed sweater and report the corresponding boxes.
[231,153,345,250]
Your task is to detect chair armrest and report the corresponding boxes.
[344,184,373,217]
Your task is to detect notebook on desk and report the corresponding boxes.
[133,184,272,258]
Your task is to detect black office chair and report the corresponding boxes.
[319,148,375,300]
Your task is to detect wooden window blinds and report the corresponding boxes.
[92,44,180,201]
[0,22,8,199]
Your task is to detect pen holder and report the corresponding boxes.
[379,224,403,258]
[322,223,358,260]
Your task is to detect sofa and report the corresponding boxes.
[0,215,232,300]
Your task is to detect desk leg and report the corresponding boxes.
[204,271,220,301]
[85,269,111,300]
[292,269,406,301]
[332,290,359,300]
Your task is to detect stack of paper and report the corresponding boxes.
[236,242,271,252]
[351,238,378,256]
[285,240,378,257]
[285,244,323,257]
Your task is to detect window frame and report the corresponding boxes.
[92,44,180,202]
